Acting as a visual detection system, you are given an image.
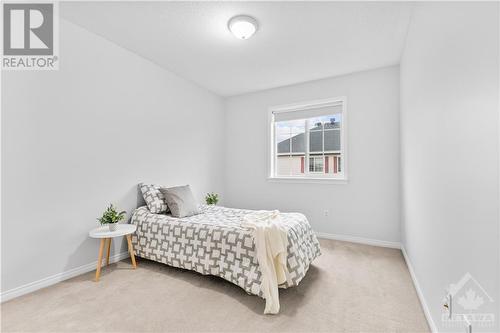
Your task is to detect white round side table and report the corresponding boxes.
[89,224,137,281]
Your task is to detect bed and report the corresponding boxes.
[130,204,321,306]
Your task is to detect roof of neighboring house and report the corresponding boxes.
[277,122,340,154]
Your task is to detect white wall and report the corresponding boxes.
[1,19,225,293]
[400,2,499,331]
[225,66,401,243]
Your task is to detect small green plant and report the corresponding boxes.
[205,193,219,205]
[97,204,126,225]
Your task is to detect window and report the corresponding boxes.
[269,97,346,181]
[309,156,324,173]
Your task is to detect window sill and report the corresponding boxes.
[267,177,348,184]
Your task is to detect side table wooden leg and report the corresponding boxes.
[95,238,105,282]
[126,234,137,269]
[106,238,112,265]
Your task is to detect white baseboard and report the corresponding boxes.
[315,231,401,249]
[0,251,129,303]
[401,246,438,333]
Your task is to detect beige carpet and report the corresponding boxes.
[1,239,429,332]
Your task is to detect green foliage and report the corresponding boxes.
[205,192,219,205]
[97,204,126,225]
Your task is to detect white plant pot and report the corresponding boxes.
[108,223,118,232]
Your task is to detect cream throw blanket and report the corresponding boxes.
[242,210,288,314]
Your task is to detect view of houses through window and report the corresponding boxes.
[275,114,343,177]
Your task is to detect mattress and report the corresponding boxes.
[130,204,321,298]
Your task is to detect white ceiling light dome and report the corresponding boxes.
[228,15,258,40]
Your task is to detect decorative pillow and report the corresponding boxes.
[159,185,200,218]
[139,183,168,214]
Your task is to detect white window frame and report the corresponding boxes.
[267,97,348,184]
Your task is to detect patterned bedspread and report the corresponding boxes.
[130,205,321,298]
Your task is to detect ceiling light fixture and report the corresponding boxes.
[228,15,258,40]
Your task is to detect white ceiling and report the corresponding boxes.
[61,2,413,97]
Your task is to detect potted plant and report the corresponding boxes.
[97,204,126,231]
[205,193,219,205]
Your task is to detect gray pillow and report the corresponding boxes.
[160,185,200,218]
